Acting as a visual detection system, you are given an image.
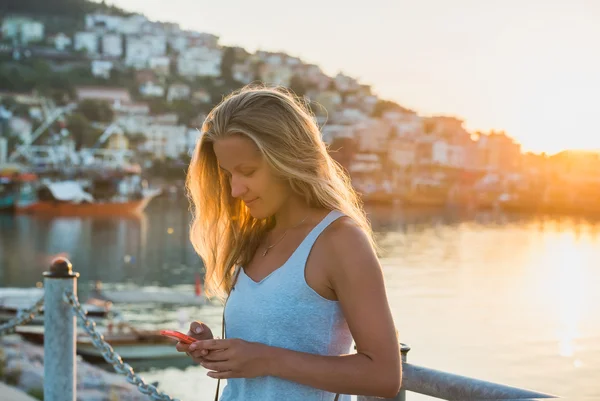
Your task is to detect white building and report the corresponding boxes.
[353,118,393,153]
[192,89,211,104]
[53,33,72,51]
[102,33,123,57]
[232,62,254,84]
[187,32,219,49]
[125,35,167,69]
[167,84,191,102]
[75,87,131,104]
[332,108,368,125]
[145,35,167,56]
[74,31,99,54]
[388,136,416,168]
[120,15,148,35]
[168,35,188,54]
[321,125,355,144]
[85,14,124,32]
[141,124,188,159]
[91,60,114,79]
[2,17,44,44]
[259,64,292,87]
[360,95,379,115]
[9,117,33,144]
[334,73,360,92]
[149,56,170,75]
[139,81,165,97]
[113,102,150,115]
[177,47,222,78]
[431,139,466,169]
[125,36,152,69]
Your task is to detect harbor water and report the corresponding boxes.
[1,195,599,400]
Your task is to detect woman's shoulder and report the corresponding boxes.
[318,214,376,264]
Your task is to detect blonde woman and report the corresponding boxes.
[177,86,401,401]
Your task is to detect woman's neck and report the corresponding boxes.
[273,196,314,230]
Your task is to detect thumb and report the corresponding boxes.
[188,321,213,339]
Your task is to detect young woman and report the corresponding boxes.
[177,86,401,400]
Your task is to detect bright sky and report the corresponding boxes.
[109,0,600,154]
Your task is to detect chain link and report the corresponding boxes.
[63,291,181,401]
[0,296,45,336]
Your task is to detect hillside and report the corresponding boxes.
[0,0,132,35]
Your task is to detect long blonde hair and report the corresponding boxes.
[186,85,375,300]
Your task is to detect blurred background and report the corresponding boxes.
[0,0,599,400]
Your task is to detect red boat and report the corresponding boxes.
[14,175,161,216]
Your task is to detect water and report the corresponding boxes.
[1,195,599,401]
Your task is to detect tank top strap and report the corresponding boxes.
[292,210,345,265]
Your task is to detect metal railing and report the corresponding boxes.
[0,257,559,401]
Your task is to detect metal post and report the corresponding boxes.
[397,343,410,401]
[43,257,79,401]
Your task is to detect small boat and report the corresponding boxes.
[15,176,161,216]
[16,324,185,361]
[0,164,38,212]
[0,296,117,325]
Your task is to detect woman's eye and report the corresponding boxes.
[242,170,255,177]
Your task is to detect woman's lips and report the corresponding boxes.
[244,197,259,206]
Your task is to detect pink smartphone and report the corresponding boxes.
[160,330,197,344]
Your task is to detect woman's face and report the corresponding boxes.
[213,135,293,219]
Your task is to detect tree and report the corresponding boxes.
[78,99,114,123]
[66,113,90,150]
[422,118,437,135]
[289,74,307,97]
[371,99,412,118]
[220,47,236,83]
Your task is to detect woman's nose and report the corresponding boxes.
[230,176,247,198]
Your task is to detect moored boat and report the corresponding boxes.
[15,325,185,361]
[0,164,38,212]
[0,296,117,325]
[14,174,161,216]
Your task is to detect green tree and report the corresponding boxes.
[66,113,102,149]
[289,74,307,97]
[78,99,114,122]
[371,99,412,118]
[220,47,236,82]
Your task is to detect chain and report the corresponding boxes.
[63,291,181,401]
[0,296,45,336]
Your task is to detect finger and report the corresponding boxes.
[189,348,228,360]
[207,370,233,379]
[189,339,231,352]
[175,343,190,353]
[200,360,230,371]
[201,349,229,361]
[190,356,207,365]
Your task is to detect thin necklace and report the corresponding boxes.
[262,215,309,257]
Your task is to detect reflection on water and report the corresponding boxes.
[1,197,599,400]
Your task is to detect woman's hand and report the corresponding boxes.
[188,338,272,379]
[174,321,214,363]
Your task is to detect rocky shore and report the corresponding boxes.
[0,334,157,401]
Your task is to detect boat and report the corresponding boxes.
[0,296,117,325]
[14,174,161,216]
[0,164,38,212]
[15,324,185,361]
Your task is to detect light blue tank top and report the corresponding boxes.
[220,210,353,401]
